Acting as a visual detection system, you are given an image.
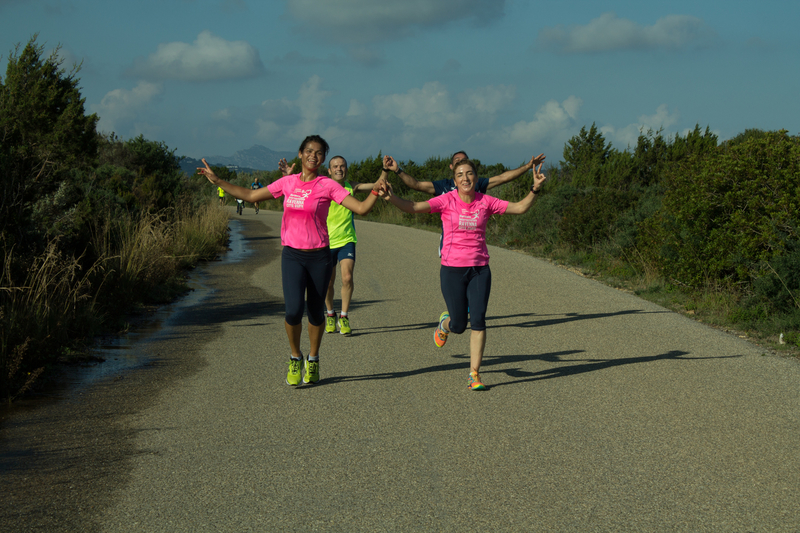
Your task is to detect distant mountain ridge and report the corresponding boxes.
[179,144,296,175]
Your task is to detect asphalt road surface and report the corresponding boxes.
[2,209,799,532]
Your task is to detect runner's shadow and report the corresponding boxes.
[489,309,669,329]
[321,349,739,388]
[483,350,743,389]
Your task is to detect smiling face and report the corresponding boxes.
[298,141,326,173]
[329,156,347,183]
[453,160,477,195]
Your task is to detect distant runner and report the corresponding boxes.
[250,177,263,213]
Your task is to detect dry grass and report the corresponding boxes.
[1,201,230,403]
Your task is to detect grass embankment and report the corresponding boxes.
[1,203,229,404]
[489,240,800,358]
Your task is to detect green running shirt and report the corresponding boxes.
[326,181,357,249]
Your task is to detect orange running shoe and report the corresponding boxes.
[434,312,449,347]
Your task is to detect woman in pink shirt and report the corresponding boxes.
[198,135,384,386]
[382,156,547,390]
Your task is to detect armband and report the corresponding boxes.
[371,189,379,196]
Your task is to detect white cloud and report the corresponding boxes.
[373,82,456,128]
[346,99,368,117]
[478,96,583,146]
[92,81,164,133]
[255,75,332,143]
[372,82,514,129]
[601,104,681,148]
[538,13,716,54]
[127,30,265,82]
[286,0,505,44]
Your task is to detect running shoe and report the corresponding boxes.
[325,313,336,333]
[303,359,320,384]
[468,371,486,391]
[338,316,351,335]
[434,311,449,348]
[286,358,303,386]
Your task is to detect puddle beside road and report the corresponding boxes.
[4,219,250,409]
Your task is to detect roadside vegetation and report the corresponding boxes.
[1,39,229,403]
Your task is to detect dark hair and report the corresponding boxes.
[329,155,347,169]
[451,150,469,165]
[452,158,477,176]
[298,135,330,157]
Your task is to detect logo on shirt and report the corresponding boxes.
[458,209,480,231]
[285,188,312,210]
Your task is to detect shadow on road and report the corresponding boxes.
[322,349,745,389]
[490,308,670,329]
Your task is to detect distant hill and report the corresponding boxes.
[179,144,296,175]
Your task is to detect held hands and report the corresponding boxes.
[278,158,295,176]
[197,158,220,184]
[382,155,399,173]
[373,174,393,200]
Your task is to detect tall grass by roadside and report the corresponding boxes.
[1,201,229,403]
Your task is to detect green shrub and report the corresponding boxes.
[643,130,800,287]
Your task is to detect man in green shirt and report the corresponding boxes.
[323,155,377,335]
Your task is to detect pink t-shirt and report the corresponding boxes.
[427,191,509,267]
[267,174,351,249]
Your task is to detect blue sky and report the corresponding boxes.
[2,0,798,168]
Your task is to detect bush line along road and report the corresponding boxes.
[2,210,799,532]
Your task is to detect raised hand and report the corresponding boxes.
[197,158,220,184]
[382,155,399,173]
[532,162,547,190]
[529,153,546,168]
[278,158,295,176]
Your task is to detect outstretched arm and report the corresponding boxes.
[504,163,547,215]
[351,181,376,193]
[197,158,275,202]
[339,172,389,215]
[383,155,436,195]
[486,153,546,190]
[380,182,432,214]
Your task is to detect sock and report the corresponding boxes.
[340,312,348,318]
[290,356,302,361]
[308,355,319,362]
[326,310,336,316]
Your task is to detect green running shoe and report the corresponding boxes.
[325,313,336,333]
[286,358,302,386]
[434,312,449,347]
[303,359,320,384]
[338,316,351,335]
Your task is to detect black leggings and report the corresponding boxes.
[440,265,492,333]
[281,246,333,327]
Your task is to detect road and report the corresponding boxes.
[2,209,799,532]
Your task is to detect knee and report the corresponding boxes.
[448,319,467,334]
[285,304,304,325]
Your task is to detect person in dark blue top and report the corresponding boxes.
[250,177,263,213]
[382,150,545,255]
